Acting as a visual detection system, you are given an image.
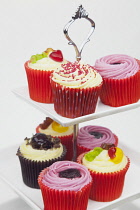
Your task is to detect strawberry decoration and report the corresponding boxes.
[49,50,63,62]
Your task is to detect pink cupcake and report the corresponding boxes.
[36,117,73,160]
[38,161,92,210]
[51,61,103,118]
[24,48,66,103]
[94,54,140,107]
[77,144,130,202]
[77,125,118,156]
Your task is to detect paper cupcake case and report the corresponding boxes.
[25,61,53,103]
[77,153,130,202]
[36,126,73,161]
[100,70,140,107]
[51,81,102,118]
[38,168,92,210]
[17,146,67,189]
[77,134,119,156]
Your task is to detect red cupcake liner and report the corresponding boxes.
[77,134,118,157]
[17,146,66,189]
[36,125,73,161]
[51,80,102,118]
[25,61,53,103]
[38,167,92,210]
[100,69,140,107]
[77,153,130,202]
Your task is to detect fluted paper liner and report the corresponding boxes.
[77,134,118,156]
[100,69,140,107]
[17,146,66,189]
[38,167,92,210]
[77,153,130,202]
[25,61,53,103]
[36,125,73,161]
[51,80,102,118]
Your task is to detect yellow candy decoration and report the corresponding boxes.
[110,147,124,164]
[52,121,69,133]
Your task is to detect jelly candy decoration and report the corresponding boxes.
[52,121,69,133]
[108,147,124,164]
[49,50,63,62]
[30,48,53,63]
[59,168,81,179]
[101,143,115,150]
[85,147,103,162]
[44,48,54,56]
[30,55,37,64]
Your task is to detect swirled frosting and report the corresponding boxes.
[20,139,63,161]
[77,125,116,149]
[28,57,67,71]
[94,54,139,79]
[82,148,128,173]
[42,161,92,191]
[51,61,102,88]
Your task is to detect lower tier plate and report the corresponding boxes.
[0,142,140,210]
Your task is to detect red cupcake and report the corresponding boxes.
[51,61,103,118]
[94,54,140,107]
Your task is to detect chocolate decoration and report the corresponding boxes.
[59,168,81,179]
[89,131,103,139]
[101,143,115,150]
[27,133,61,150]
[39,117,53,130]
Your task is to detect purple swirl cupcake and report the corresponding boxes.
[77,125,118,156]
[38,161,92,210]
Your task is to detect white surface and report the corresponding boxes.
[0,142,140,210]
[1,0,140,209]
[13,86,140,126]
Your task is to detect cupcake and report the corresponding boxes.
[16,133,66,189]
[77,125,118,156]
[94,54,140,107]
[24,48,66,103]
[38,161,92,210]
[36,117,73,160]
[51,61,103,118]
[77,144,130,202]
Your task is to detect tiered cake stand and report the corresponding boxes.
[0,5,140,210]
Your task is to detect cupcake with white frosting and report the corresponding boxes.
[51,61,103,118]
[77,144,130,201]
[77,125,118,156]
[94,54,140,107]
[38,161,92,210]
[24,48,67,103]
[36,117,73,160]
[17,133,66,188]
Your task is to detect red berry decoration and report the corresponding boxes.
[108,147,116,159]
[49,50,63,62]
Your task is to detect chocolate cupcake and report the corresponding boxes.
[36,117,73,160]
[17,133,66,188]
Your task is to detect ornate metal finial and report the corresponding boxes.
[63,5,95,61]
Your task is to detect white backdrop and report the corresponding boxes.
[0,0,140,209]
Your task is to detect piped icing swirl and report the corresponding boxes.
[51,61,102,88]
[82,146,128,173]
[19,133,63,161]
[94,54,139,79]
[77,125,116,149]
[42,161,92,191]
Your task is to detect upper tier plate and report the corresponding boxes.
[13,86,140,127]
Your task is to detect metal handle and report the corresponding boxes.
[63,5,95,61]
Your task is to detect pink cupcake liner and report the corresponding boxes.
[25,61,53,103]
[51,80,102,118]
[77,134,118,157]
[38,167,92,210]
[77,153,130,202]
[100,69,140,107]
[17,146,66,189]
[36,125,73,161]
